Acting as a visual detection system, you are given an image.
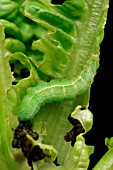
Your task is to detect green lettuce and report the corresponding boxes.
[0,0,111,170]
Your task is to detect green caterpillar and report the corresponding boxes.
[16,54,99,120]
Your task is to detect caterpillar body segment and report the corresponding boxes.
[16,55,99,120]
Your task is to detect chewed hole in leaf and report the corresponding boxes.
[80,107,86,110]
[51,0,66,5]
[21,68,30,78]
[10,60,30,85]
[53,157,60,166]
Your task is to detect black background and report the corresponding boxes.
[85,0,113,169]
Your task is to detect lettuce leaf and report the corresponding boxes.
[0,22,31,170]
[0,0,110,170]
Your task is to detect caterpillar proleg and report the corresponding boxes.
[16,55,99,120]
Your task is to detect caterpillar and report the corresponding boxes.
[16,55,99,120]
